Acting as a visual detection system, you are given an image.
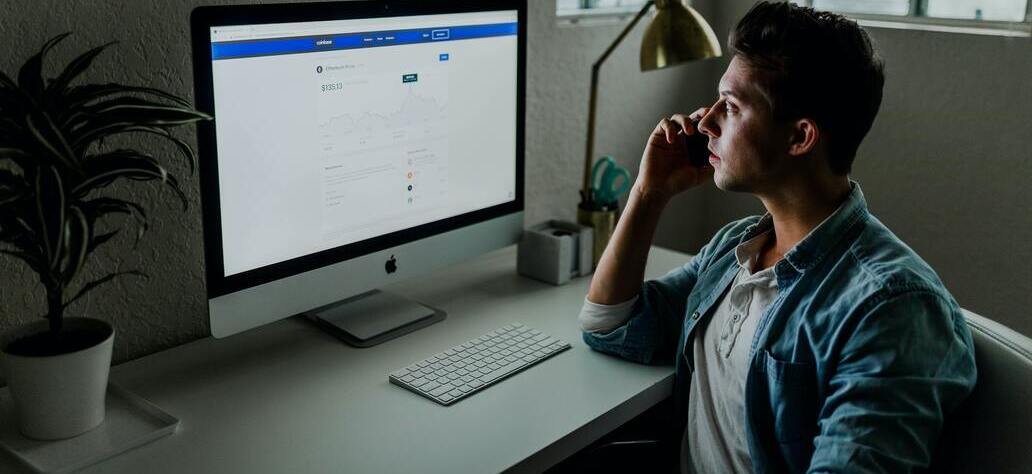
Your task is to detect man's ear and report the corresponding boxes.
[787,118,819,157]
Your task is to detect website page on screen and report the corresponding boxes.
[209,11,518,276]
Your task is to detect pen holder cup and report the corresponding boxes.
[577,205,617,269]
[517,220,594,285]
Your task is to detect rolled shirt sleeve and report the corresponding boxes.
[578,219,753,366]
[578,295,639,334]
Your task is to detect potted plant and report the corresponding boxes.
[0,33,210,440]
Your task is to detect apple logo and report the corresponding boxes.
[385,255,398,274]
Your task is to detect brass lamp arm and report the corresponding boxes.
[582,0,656,203]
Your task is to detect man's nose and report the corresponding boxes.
[697,108,719,138]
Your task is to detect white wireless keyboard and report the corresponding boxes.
[388,323,571,405]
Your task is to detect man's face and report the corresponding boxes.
[698,56,791,193]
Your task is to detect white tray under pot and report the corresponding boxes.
[0,383,179,474]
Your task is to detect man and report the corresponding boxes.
[579,2,977,473]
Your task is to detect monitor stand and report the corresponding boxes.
[304,290,446,347]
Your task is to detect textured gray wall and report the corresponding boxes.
[0,0,716,363]
[671,1,1032,336]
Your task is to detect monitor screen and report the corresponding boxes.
[193,1,525,338]
[207,10,518,277]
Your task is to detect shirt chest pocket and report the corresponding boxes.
[763,349,819,444]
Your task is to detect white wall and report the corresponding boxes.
[0,0,716,362]
[664,1,1032,336]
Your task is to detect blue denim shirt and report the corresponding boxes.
[582,183,977,473]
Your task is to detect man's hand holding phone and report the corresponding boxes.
[587,108,713,305]
[636,108,714,203]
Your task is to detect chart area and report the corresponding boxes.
[316,63,450,242]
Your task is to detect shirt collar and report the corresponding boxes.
[734,231,779,288]
[735,229,770,270]
[737,180,870,275]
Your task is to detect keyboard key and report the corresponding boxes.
[537,337,559,346]
[480,360,525,383]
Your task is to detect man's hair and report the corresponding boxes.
[729,1,885,175]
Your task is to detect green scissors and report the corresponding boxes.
[591,156,631,209]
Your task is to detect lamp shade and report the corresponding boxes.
[640,0,722,71]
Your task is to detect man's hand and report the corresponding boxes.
[637,109,714,201]
[587,109,713,305]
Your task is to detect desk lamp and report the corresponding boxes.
[578,0,721,265]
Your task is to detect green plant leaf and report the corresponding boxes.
[34,164,64,270]
[0,146,31,162]
[18,33,71,103]
[0,71,26,114]
[86,229,119,254]
[0,69,17,92]
[47,42,116,97]
[0,117,25,139]
[70,105,210,152]
[57,86,195,130]
[0,212,44,264]
[60,205,90,286]
[0,171,23,206]
[73,149,188,209]
[26,111,77,171]
[63,83,193,109]
[78,196,149,246]
[62,269,146,311]
[89,102,210,123]
[0,249,46,276]
[65,95,194,135]
[81,125,196,175]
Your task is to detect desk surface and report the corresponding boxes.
[1,245,689,474]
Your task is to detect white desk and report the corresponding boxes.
[1,245,688,473]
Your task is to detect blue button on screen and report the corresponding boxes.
[439,53,449,61]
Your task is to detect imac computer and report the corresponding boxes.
[190,0,526,345]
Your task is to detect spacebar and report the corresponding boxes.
[480,360,527,383]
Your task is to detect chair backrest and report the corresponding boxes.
[931,310,1032,473]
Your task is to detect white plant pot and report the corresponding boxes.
[1,317,114,440]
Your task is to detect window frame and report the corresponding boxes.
[556,0,650,25]
[795,0,1032,36]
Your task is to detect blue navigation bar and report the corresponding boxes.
[212,22,516,60]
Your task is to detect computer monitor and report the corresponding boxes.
[190,0,526,344]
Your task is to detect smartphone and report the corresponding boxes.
[685,118,710,167]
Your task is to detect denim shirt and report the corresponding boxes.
[582,183,977,473]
